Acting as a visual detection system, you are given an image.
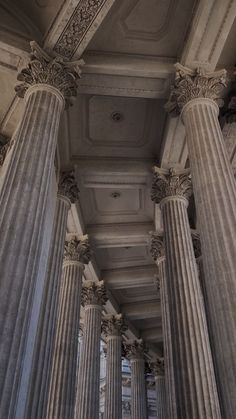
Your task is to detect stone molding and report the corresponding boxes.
[151,166,192,203]
[165,63,227,116]
[64,235,91,264]
[123,339,148,360]
[101,313,127,337]
[58,170,79,203]
[15,41,84,104]
[151,358,165,377]
[53,0,108,59]
[81,280,107,306]
[150,231,164,262]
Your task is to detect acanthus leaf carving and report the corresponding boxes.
[165,63,227,116]
[15,41,84,104]
[58,171,79,203]
[151,166,192,203]
[54,0,106,59]
[149,231,165,262]
[64,235,91,264]
[151,358,165,377]
[123,339,148,360]
[101,314,127,337]
[81,280,107,306]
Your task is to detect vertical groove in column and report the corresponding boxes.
[46,261,83,419]
[0,87,63,419]
[183,99,236,418]
[155,376,167,419]
[158,259,177,419]
[75,305,102,418]
[131,359,147,419]
[104,337,122,419]
[162,197,221,419]
[25,195,69,419]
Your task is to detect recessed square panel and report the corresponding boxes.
[95,245,153,269]
[88,96,148,146]
[93,188,141,215]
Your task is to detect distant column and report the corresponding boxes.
[150,232,177,419]
[152,359,167,419]
[102,314,127,419]
[151,167,221,419]
[46,236,91,419]
[166,64,236,418]
[74,281,107,419]
[124,340,147,419]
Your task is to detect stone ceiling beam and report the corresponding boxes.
[141,327,163,343]
[181,0,236,71]
[87,222,153,249]
[103,266,157,290]
[44,0,116,59]
[122,301,161,321]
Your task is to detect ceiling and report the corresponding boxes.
[1,0,236,358]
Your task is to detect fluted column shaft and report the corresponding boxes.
[46,259,84,419]
[157,257,176,419]
[0,85,64,418]
[104,335,122,419]
[155,375,167,419]
[25,194,70,418]
[131,358,147,419]
[161,195,221,419]
[182,98,236,417]
[75,304,102,419]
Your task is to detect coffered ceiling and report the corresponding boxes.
[1,0,236,358]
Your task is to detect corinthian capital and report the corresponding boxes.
[151,166,192,203]
[58,171,79,203]
[152,358,165,377]
[81,280,107,307]
[15,41,84,103]
[150,231,165,262]
[64,235,91,264]
[102,314,127,338]
[123,339,148,360]
[166,63,227,116]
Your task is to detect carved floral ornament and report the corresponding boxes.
[151,166,192,203]
[123,339,148,360]
[58,171,79,203]
[149,231,164,262]
[54,0,106,59]
[151,358,165,377]
[81,280,107,306]
[165,63,227,116]
[101,314,127,337]
[15,41,84,104]
[64,235,91,264]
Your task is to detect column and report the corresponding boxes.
[102,314,127,419]
[0,42,83,418]
[152,359,167,419]
[151,167,221,419]
[46,236,90,419]
[166,64,236,418]
[124,339,147,419]
[25,171,79,418]
[74,281,107,419]
[150,233,177,419]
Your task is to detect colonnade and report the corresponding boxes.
[0,42,235,419]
